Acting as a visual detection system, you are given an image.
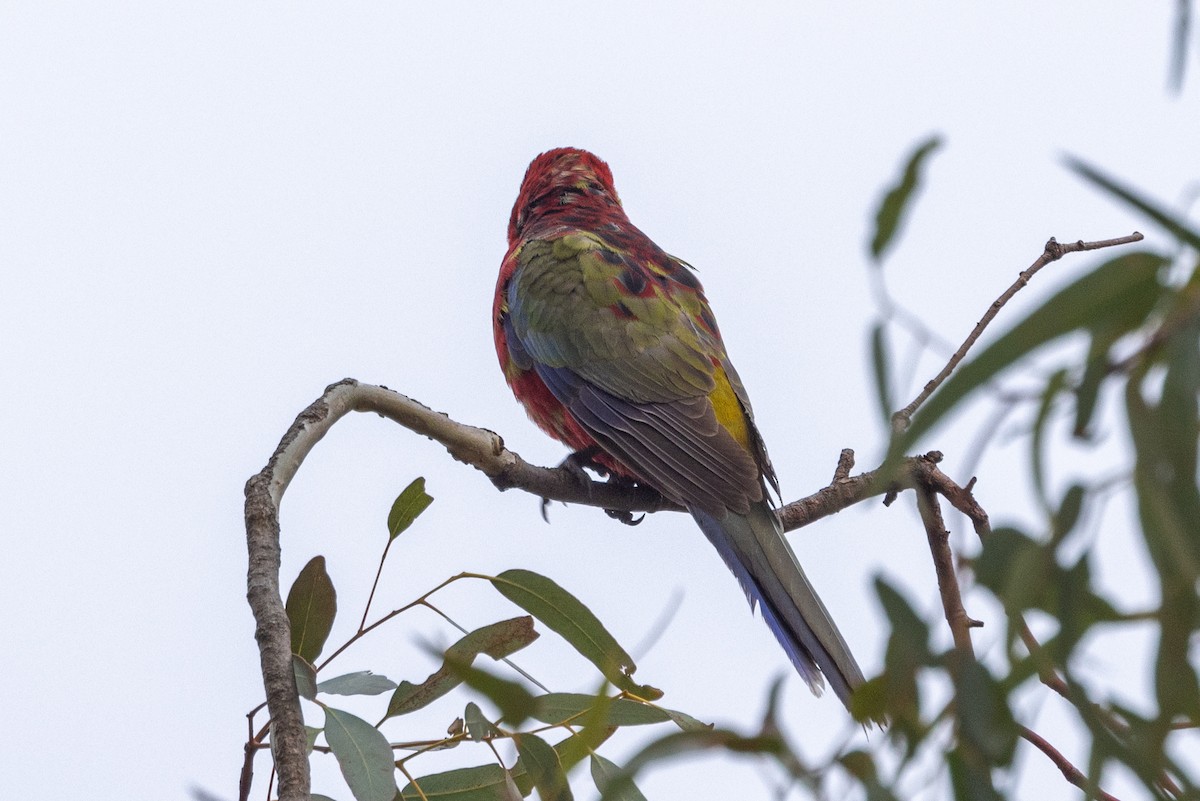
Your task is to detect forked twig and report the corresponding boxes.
[891,232,1144,432]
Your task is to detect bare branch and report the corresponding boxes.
[891,232,1144,432]
[915,482,979,657]
[1019,726,1121,801]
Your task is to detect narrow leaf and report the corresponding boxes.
[1050,485,1086,547]
[553,725,620,776]
[324,707,398,801]
[1066,157,1200,251]
[870,134,943,261]
[1127,371,1200,583]
[955,660,1019,767]
[590,754,648,801]
[293,654,318,701]
[1030,368,1069,510]
[399,764,515,801]
[491,569,661,699]
[661,707,712,732]
[318,671,398,697]
[286,556,337,663]
[463,702,494,741]
[531,693,670,727]
[870,322,894,422]
[441,655,537,724]
[596,727,785,801]
[388,477,434,541]
[514,733,573,801]
[384,616,539,719]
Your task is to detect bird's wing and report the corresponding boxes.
[504,233,770,513]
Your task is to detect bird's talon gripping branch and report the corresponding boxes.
[561,445,608,482]
[601,473,653,525]
[540,446,607,522]
[604,508,645,526]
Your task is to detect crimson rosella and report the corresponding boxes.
[493,148,865,710]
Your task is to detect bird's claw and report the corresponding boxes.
[541,446,607,522]
[604,508,645,526]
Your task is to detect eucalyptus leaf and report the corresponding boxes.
[590,754,648,801]
[531,693,670,727]
[292,654,318,701]
[318,671,397,697]
[324,707,398,801]
[490,569,660,699]
[388,477,434,541]
[399,764,515,801]
[514,732,572,801]
[285,556,337,663]
[870,134,943,261]
[384,616,538,719]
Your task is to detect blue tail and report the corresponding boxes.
[692,502,864,710]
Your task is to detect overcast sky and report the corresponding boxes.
[2,3,1197,800]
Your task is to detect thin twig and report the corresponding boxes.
[891,232,1144,432]
[914,481,980,657]
[1019,725,1121,801]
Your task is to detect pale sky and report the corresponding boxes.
[2,3,1196,800]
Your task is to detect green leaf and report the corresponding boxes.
[946,746,1002,801]
[870,134,943,261]
[660,707,712,732]
[838,750,902,801]
[1050,484,1086,547]
[513,733,573,801]
[875,577,932,666]
[590,754,648,801]
[870,321,894,422]
[595,727,786,801]
[1073,327,1121,438]
[384,616,539,719]
[838,750,878,781]
[305,725,322,754]
[286,555,337,663]
[463,702,495,741]
[1065,157,1200,251]
[318,671,398,697]
[1030,368,1069,510]
[490,570,661,699]
[955,660,1019,767]
[870,577,931,736]
[1127,365,1200,584]
[897,251,1166,453]
[399,764,519,801]
[531,693,670,727]
[441,657,537,725]
[974,527,1047,614]
[553,725,620,776]
[1156,581,1200,723]
[976,527,1117,663]
[388,477,434,541]
[293,654,318,701]
[324,707,398,801]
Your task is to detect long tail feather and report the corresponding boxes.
[691,502,865,710]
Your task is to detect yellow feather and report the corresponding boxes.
[709,366,752,452]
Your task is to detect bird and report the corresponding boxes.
[492,147,865,711]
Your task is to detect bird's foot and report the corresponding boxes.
[602,473,646,526]
[541,446,606,521]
